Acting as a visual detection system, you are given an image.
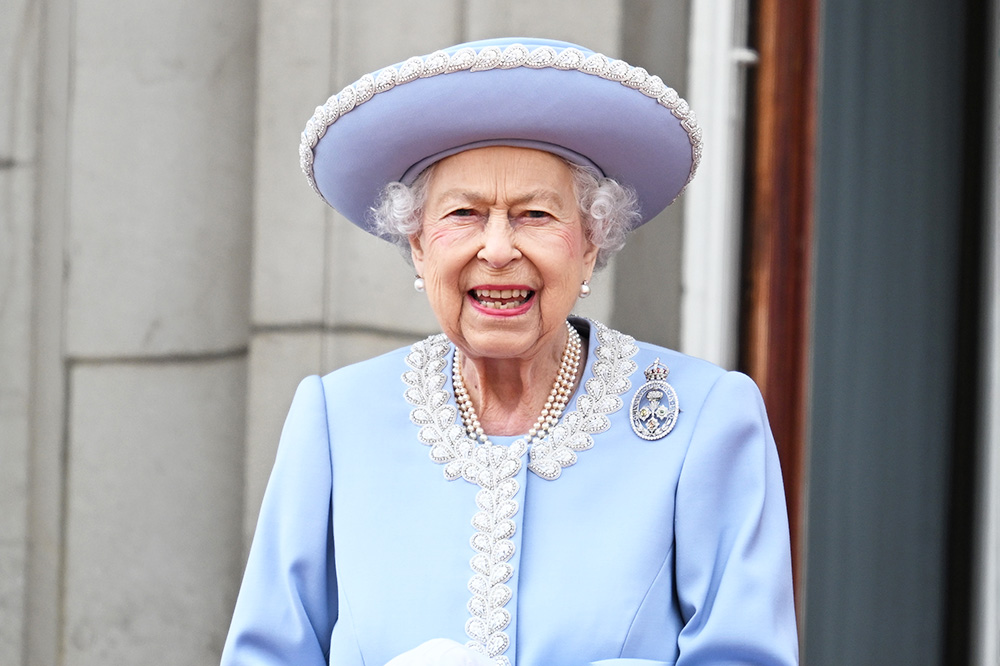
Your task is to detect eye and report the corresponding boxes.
[448,208,477,217]
[523,210,550,219]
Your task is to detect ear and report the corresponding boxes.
[408,233,425,275]
[581,237,600,278]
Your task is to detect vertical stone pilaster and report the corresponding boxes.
[0,1,41,664]
[52,1,257,664]
[253,0,336,328]
[24,0,73,660]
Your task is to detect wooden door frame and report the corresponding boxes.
[740,0,819,593]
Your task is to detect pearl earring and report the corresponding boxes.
[579,280,591,298]
[414,276,425,292]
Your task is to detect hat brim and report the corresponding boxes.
[301,38,701,232]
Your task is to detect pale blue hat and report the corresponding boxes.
[300,37,702,232]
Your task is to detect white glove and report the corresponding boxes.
[384,638,495,666]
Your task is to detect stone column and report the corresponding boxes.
[0,1,41,664]
[16,0,257,664]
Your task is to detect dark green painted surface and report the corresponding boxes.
[806,1,970,663]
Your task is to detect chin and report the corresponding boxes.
[456,319,569,363]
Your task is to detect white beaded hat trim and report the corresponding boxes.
[299,43,702,201]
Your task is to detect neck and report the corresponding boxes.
[457,321,584,436]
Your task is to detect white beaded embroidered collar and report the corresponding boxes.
[403,318,639,481]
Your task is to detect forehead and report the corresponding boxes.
[426,146,576,201]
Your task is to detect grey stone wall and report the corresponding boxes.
[1,1,690,663]
[1,2,38,663]
[4,1,256,663]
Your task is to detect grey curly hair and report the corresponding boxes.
[369,158,640,270]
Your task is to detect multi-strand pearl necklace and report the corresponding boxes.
[453,320,583,446]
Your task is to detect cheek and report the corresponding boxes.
[423,272,464,326]
[421,226,477,267]
[524,227,590,266]
[419,232,472,309]
[422,226,456,248]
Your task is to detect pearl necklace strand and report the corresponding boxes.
[453,320,583,446]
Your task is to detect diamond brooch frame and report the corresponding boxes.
[629,358,680,441]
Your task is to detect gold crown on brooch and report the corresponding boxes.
[644,358,670,382]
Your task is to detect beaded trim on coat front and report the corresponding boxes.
[402,320,639,665]
[300,43,702,202]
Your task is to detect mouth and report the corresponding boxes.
[469,287,535,311]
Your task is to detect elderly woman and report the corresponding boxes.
[222,38,797,666]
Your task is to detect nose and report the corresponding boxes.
[477,212,521,268]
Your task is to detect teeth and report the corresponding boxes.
[472,288,532,309]
[475,289,530,300]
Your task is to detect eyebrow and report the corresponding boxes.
[433,188,567,208]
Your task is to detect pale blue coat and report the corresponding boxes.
[221,319,798,665]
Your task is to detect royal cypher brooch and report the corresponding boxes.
[629,358,679,440]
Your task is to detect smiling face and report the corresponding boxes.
[409,146,599,363]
